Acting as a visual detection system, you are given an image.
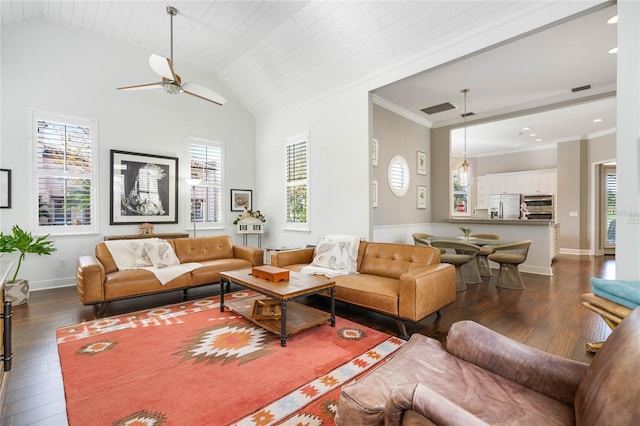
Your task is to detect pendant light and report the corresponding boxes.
[457,88,473,187]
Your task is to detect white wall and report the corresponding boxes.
[615,0,640,279]
[256,83,370,249]
[0,19,256,289]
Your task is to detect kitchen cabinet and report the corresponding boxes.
[476,169,557,208]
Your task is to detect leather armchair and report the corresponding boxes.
[335,307,640,425]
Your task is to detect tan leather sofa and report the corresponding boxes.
[76,235,263,316]
[335,307,640,425]
[271,241,456,337]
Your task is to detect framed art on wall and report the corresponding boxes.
[231,189,252,211]
[372,138,379,166]
[372,180,378,208]
[417,185,427,209]
[0,169,10,209]
[110,150,178,224]
[417,151,427,175]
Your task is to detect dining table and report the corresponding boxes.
[426,236,509,284]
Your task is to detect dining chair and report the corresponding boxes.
[488,240,532,289]
[412,233,433,246]
[430,240,481,291]
[470,233,502,277]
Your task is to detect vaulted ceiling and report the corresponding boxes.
[2,1,616,156]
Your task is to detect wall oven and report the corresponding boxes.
[523,194,554,220]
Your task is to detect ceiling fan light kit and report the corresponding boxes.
[117,6,226,106]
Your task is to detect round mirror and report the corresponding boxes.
[388,155,410,197]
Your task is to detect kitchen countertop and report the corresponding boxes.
[449,218,555,226]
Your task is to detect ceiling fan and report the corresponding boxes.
[117,6,226,106]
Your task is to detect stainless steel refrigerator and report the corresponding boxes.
[488,194,522,219]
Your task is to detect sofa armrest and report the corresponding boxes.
[446,320,588,406]
[385,383,488,426]
[397,263,456,321]
[76,256,106,304]
[270,248,315,268]
[233,245,264,266]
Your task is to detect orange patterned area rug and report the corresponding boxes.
[57,291,405,425]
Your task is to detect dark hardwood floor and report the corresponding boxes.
[0,254,615,425]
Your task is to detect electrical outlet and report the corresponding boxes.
[59,259,66,267]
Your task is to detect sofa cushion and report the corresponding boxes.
[336,334,574,426]
[173,236,235,263]
[574,307,640,425]
[359,243,439,279]
[334,274,399,316]
[190,258,253,285]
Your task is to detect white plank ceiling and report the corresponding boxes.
[2,1,617,156]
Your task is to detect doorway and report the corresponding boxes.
[602,164,616,254]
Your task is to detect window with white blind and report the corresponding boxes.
[33,110,97,234]
[285,133,309,230]
[189,139,224,226]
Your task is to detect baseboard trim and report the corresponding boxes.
[559,248,593,256]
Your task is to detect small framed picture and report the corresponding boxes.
[417,151,427,175]
[372,138,379,166]
[417,185,427,209]
[372,180,378,208]
[0,169,10,208]
[231,189,252,211]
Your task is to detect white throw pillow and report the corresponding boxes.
[311,234,360,273]
[130,240,153,267]
[144,239,180,269]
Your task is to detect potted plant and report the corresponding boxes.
[459,227,472,242]
[0,225,56,305]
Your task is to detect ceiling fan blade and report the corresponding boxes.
[181,82,226,106]
[149,53,179,82]
[117,82,164,91]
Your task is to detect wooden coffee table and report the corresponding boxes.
[220,268,336,347]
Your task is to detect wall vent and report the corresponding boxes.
[571,84,592,93]
[421,102,456,115]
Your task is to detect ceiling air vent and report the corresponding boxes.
[461,112,475,118]
[421,102,456,115]
[571,84,592,93]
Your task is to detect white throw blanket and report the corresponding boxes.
[301,234,361,278]
[103,240,201,285]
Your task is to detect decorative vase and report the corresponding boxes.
[4,278,29,306]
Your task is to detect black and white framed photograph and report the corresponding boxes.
[417,151,427,175]
[0,169,10,208]
[231,189,252,211]
[110,150,178,224]
[417,185,427,209]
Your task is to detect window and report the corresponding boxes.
[189,139,223,225]
[34,111,97,234]
[285,133,309,230]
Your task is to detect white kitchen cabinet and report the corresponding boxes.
[476,169,557,209]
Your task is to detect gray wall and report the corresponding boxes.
[371,104,430,226]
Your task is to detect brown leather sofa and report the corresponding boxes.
[76,235,263,316]
[335,307,640,425]
[270,241,456,337]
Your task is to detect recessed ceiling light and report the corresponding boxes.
[593,118,604,123]
[609,47,618,54]
[522,127,531,131]
[607,15,618,24]
[529,133,537,137]
[536,138,543,142]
